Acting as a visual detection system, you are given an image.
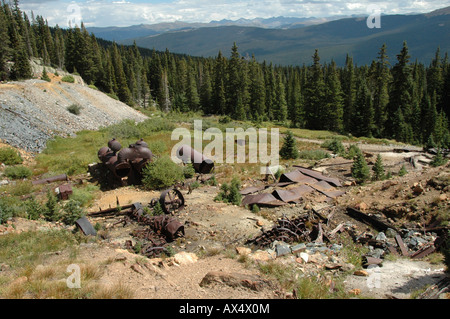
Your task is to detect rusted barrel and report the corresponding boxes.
[108,138,122,153]
[176,144,214,174]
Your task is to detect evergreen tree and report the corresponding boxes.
[351,152,370,183]
[372,154,385,181]
[279,130,299,160]
[371,44,390,137]
[386,41,414,141]
[324,60,344,132]
[304,49,326,130]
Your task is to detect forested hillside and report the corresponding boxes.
[0,1,449,147]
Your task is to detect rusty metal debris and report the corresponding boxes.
[246,215,314,248]
[97,138,153,184]
[75,216,97,236]
[32,174,68,185]
[88,190,186,258]
[241,167,345,208]
[176,144,214,174]
[56,184,72,200]
[346,207,398,232]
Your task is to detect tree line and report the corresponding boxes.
[1,1,449,147]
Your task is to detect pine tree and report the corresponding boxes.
[304,49,326,130]
[372,154,385,181]
[351,152,370,183]
[273,72,287,122]
[0,7,11,81]
[324,60,344,132]
[386,41,414,141]
[352,76,374,137]
[342,54,357,133]
[279,130,299,160]
[371,44,390,137]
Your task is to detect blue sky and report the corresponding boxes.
[18,0,450,28]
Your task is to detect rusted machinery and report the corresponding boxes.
[86,189,186,258]
[97,138,153,184]
[176,144,214,174]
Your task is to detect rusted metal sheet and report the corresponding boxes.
[410,244,436,259]
[395,235,409,256]
[241,193,286,207]
[279,170,317,184]
[32,174,68,185]
[239,186,266,195]
[293,166,342,187]
[346,207,398,232]
[272,189,302,203]
[75,216,97,236]
[319,189,346,199]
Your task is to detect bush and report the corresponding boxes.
[214,177,241,205]
[141,156,184,190]
[40,68,51,82]
[280,130,299,160]
[25,197,45,220]
[61,75,75,83]
[344,144,362,159]
[106,119,140,139]
[398,165,408,177]
[0,147,23,165]
[44,190,60,222]
[298,149,331,160]
[4,165,32,179]
[67,104,82,115]
[61,200,86,225]
[322,138,345,155]
[183,163,196,179]
[0,199,14,224]
[430,151,448,167]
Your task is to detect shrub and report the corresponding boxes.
[141,156,184,190]
[4,165,32,179]
[398,165,408,177]
[61,200,86,225]
[183,163,196,179]
[67,104,82,115]
[44,190,60,222]
[147,140,167,155]
[61,75,75,83]
[0,199,14,224]
[430,150,448,167]
[279,130,299,160]
[25,197,46,220]
[41,68,51,82]
[0,147,23,165]
[106,119,140,139]
[322,138,345,155]
[351,152,370,183]
[344,144,362,159]
[214,177,241,205]
[298,149,331,161]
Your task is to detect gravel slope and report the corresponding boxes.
[0,77,148,153]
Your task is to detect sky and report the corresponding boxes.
[17,0,450,28]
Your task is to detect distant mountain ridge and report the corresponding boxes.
[87,16,348,42]
[88,6,450,66]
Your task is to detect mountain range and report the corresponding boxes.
[88,6,450,66]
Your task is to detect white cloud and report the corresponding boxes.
[18,0,449,27]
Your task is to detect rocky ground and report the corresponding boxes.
[0,73,147,153]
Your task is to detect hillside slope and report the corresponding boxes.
[0,72,148,153]
[122,8,450,65]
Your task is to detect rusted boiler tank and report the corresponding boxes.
[98,138,153,183]
[176,144,214,174]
